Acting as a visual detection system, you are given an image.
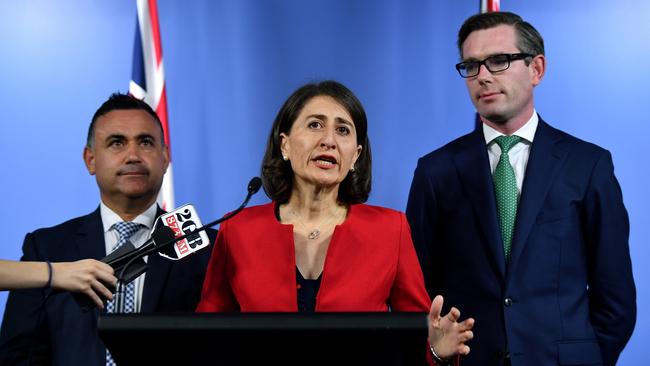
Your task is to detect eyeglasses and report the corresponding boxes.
[455,53,533,78]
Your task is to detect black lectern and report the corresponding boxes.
[99,313,428,365]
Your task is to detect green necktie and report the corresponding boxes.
[493,135,522,261]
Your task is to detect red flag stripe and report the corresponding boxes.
[488,0,500,12]
[147,0,164,67]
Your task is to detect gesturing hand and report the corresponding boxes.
[427,295,475,359]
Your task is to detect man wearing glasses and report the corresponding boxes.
[406,11,635,366]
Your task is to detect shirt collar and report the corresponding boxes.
[100,201,158,233]
[483,109,539,145]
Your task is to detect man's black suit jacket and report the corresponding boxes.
[0,207,217,365]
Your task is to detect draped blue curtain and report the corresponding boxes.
[1,1,648,363]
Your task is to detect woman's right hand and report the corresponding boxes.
[427,295,475,360]
[51,259,117,309]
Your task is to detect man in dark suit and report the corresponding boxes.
[0,93,215,365]
[406,12,635,366]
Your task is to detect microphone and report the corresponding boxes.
[102,226,176,278]
[74,177,262,312]
[149,176,260,262]
[73,226,176,312]
[116,177,262,286]
[248,176,262,195]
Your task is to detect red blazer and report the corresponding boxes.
[196,202,431,313]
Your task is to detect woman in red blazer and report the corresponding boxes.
[197,81,473,363]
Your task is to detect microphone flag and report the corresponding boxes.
[154,204,211,260]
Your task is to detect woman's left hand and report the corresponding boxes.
[427,295,475,359]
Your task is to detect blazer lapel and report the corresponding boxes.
[141,207,172,313]
[75,208,107,261]
[452,129,506,279]
[509,119,567,270]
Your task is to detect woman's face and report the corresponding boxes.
[280,95,362,192]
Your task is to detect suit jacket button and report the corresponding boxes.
[504,297,513,307]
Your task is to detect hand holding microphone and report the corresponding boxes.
[50,260,117,309]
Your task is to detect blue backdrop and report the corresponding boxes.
[0,1,647,363]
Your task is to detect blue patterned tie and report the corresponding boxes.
[493,135,522,262]
[106,221,142,366]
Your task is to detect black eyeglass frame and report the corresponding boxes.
[455,53,534,78]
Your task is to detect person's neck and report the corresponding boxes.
[481,106,535,136]
[282,185,345,223]
[102,196,156,221]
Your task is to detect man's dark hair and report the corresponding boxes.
[457,11,545,60]
[86,93,165,148]
[261,80,372,204]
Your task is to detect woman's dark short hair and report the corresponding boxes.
[262,80,372,204]
[457,11,545,60]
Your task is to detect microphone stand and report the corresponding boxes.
[115,280,125,313]
[117,177,262,286]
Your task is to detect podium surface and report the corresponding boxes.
[99,312,428,365]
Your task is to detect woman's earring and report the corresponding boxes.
[282,155,289,161]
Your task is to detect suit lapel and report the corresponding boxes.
[141,207,172,313]
[452,129,506,279]
[509,119,567,270]
[75,208,107,261]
